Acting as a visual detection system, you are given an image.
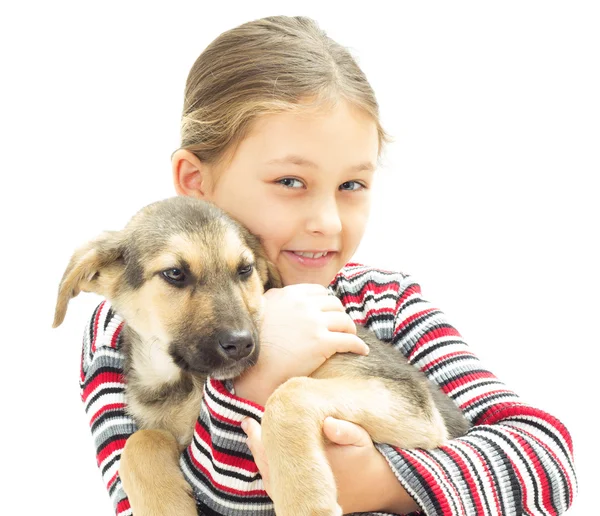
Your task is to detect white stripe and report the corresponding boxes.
[403,447,468,514]
[91,416,134,438]
[446,439,501,515]
[470,427,547,516]
[181,458,273,512]
[205,380,264,420]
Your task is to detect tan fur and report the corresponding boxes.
[54,197,469,516]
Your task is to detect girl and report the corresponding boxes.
[80,15,577,515]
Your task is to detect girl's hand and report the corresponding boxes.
[242,417,420,514]
[234,284,369,405]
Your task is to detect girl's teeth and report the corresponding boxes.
[293,251,328,259]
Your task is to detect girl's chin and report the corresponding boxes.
[277,264,340,287]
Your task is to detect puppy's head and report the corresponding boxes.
[54,196,281,380]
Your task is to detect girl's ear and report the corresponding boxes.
[52,231,125,328]
[172,149,213,198]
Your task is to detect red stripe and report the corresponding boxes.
[394,307,437,335]
[443,371,497,394]
[442,445,485,513]
[408,326,463,361]
[210,379,265,411]
[97,438,126,466]
[397,449,458,514]
[89,402,127,425]
[458,390,514,411]
[396,282,422,307]
[187,445,266,497]
[349,306,396,326]
[205,398,246,427]
[91,300,106,353]
[110,321,124,348]
[116,498,131,513]
[106,470,118,490]
[462,441,502,514]
[507,422,575,507]
[82,371,125,402]
[339,276,402,302]
[507,429,555,514]
[194,421,258,471]
[421,350,476,371]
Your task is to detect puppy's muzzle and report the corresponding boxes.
[216,329,254,360]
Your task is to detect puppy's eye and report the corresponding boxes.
[162,268,186,285]
[238,264,254,278]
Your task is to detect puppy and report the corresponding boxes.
[54,196,470,516]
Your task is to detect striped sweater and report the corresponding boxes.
[80,263,577,515]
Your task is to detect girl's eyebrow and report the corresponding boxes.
[266,154,375,173]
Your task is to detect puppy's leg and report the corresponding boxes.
[261,376,447,516]
[120,429,197,516]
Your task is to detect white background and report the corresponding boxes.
[0,1,598,514]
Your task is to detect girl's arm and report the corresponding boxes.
[334,264,577,515]
[80,301,137,516]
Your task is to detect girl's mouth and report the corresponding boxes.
[283,250,337,268]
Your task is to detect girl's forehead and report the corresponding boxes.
[237,102,379,165]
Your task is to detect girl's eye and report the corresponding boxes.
[277,177,304,189]
[162,268,186,285]
[340,181,365,191]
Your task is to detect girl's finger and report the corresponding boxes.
[324,311,357,334]
[323,417,372,447]
[324,331,369,357]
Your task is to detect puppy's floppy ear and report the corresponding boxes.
[53,230,125,328]
[262,259,282,290]
[255,247,282,291]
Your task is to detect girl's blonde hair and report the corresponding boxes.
[180,15,391,175]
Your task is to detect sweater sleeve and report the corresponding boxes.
[179,377,273,514]
[80,301,137,516]
[335,265,577,515]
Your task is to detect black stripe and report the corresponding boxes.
[83,365,124,386]
[101,452,121,477]
[392,314,449,347]
[441,446,491,514]
[344,291,398,308]
[450,379,505,400]
[477,427,545,515]
[425,353,480,377]
[88,303,102,362]
[432,447,477,513]
[190,432,259,483]
[181,451,272,505]
[204,383,262,420]
[197,415,255,463]
[465,393,519,415]
[396,296,424,315]
[410,339,464,365]
[96,433,130,458]
[468,437,520,514]
[90,407,130,434]
[507,422,570,510]
[392,452,444,515]
[104,306,115,330]
[108,477,120,497]
[435,369,494,390]
[86,387,124,412]
[425,353,480,376]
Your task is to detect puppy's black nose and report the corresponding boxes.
[216,330,254,360]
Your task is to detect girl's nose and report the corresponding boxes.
[306,198,343,235]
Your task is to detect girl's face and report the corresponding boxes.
[175,100,379,287]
